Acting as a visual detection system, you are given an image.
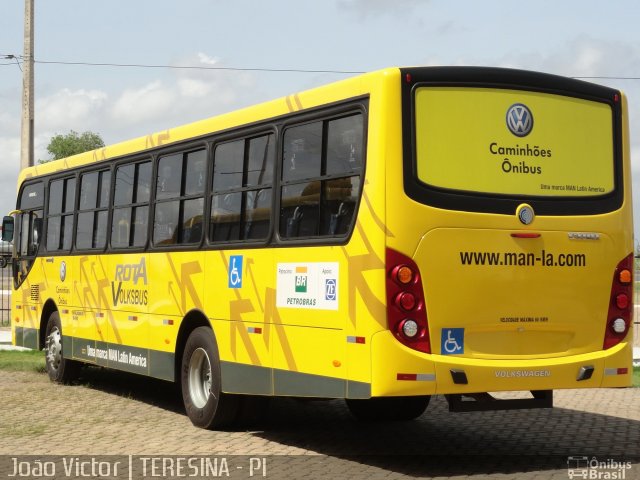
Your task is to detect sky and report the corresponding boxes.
[1,0,640,240]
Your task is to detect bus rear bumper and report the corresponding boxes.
[370,331,632,397]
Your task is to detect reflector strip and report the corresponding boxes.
[248,327,262,334]
[163,319,174,326]
[605,368,629,376]
[397,373,435,381]
[346,336,366,344]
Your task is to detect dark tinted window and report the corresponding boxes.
[213,140,243,190]
[154,149,206,246]
[157,154,182,200]
[210,134,274,243]
[282,123,322,182]
[114,164,134,206]
[247,135,274,186]
[280,113,363,239]
[47,177,76,251]
[111,161,150,248]
[77,170,110,250]
[79,172,99,210]
[185,149,207,196]
[326,114,364,175]
[48,180,64,215]
[19,182,44,210]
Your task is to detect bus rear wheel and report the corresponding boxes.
[181,327,239,429]
[44,312,80,384]
[346,396,430,421]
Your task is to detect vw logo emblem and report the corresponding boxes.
[516,204,535,225]
[60,261,67,282]
[506,103,533,137]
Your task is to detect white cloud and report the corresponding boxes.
[0,51,263,212]
[177,77,213,98]
[110,81,176,125]
[497,35,640,79]
[108,53,258,132]
[37,88,108,132]
[338,0,424,19]
[196,53,220,66]
[0,136,21,204]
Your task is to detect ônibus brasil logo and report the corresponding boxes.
[506,103,533,137]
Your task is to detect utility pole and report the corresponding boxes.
[20,0,34,170]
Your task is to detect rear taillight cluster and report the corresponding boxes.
[386,248,430,353]
[603,253,633,350]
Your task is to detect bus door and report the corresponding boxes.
[9,182,44,348]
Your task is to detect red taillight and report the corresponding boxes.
[386,248,430,353]
[604,253,633,349]
[615,294,629,309]
[396,292,416,311]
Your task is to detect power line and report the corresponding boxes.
[5,54,640,80]
[574,76,640,80]
[1,54,22,72]
[30,60,640,80]
[32,59,364,75]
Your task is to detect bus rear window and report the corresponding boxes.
[414,87,615,197]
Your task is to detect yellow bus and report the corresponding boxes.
[3,66,633,428]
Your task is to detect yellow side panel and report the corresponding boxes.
[272,324,345,382]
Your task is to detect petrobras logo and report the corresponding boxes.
[506,103,533,137]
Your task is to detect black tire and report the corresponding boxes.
[44,312,80,384]
[181,327,239,429]
[0,256,7,268]
[346,396,430,421]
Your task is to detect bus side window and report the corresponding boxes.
[323,176,359,236]
[282,123,321,182]
[111,161,150,248]
[154,149,206,246]
[326,115,363,176]
[47,177,75,252]
[279,113,363,239]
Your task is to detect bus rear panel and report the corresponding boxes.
[375,67,632,406]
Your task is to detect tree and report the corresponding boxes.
[40,130,105,163]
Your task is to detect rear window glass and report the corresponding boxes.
[414,86,615,197]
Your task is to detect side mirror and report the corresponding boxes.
[2,216,14,242]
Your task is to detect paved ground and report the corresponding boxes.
[0,365,639,479]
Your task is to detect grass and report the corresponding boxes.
[0,349,45,373]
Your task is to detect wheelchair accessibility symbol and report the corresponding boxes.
[441,328,464,355]
[228,255,243,288]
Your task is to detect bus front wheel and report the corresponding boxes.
[346,396,430,421]
[44,312,80,384]
[181,327,239,429]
